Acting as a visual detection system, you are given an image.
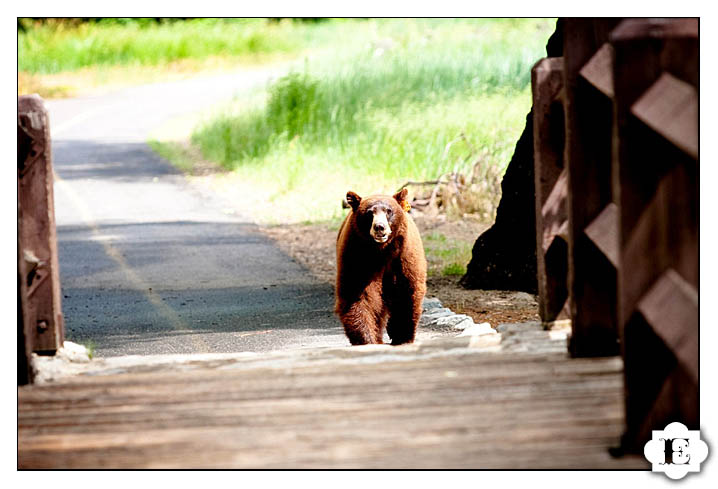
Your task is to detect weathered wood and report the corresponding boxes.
[584,202,619,267]
[563,18,622,357]
[636,269,697,383]
[18,234,33,385]
[532,57,569,324]
[631,72,698,158]
[533,58,565,208]
[541,170,568,255]
[610,17,698,453]
[17,95,64,356]
[579,43,614,98]
[18,351,649,469]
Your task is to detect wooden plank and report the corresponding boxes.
[636,269,698,382]
[631,72,698,158]
[18,351,648,469]
[579,43,614,98]
[584,202,619,267]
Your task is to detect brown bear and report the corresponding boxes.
[335,188,427,345]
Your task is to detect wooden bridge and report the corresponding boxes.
[19,337,649,469]
[18,17,696,470]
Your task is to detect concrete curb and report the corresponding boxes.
[30,335,502,383]
[31,304,571,384]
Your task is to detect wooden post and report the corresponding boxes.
[610,18,698,452]
[532,57,570,325]
[562,18,623,357]
[18,233,33,385]
[17,95,64,364]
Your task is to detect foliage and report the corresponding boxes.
[442,263,468,276]
[189,18,554,223]
[20,18,557,225]
[18,18,326,74]
[423,232,474,277]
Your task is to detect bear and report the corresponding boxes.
[335,188,427,345]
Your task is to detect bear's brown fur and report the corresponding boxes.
[335,188,427,345]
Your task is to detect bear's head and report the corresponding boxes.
[346,188,411,245]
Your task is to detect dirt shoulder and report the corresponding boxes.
[260,215,539,329]
[168,129,539,330]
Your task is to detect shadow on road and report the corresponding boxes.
[57,220,342,357]
[54,140,182,181]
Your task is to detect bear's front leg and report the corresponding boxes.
[385,288,423,345]
[339,299,385,345]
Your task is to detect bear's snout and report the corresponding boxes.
[370,210,391,243]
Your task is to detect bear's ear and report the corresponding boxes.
[393,188,411,212]
[346,191,362,211]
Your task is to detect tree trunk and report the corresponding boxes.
[460,19,564,294]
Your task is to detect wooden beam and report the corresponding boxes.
[584,203,619,268]
[610,17,699,453]
[637,269,697,383]
[579,43,614,98]
[563,19,622,357]
[17,95,65,355]
[631,72,698,158]
[541,169,569,254]
[533,57,569,324]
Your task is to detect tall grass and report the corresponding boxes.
[189,18,555,223]
[18,18,339,74]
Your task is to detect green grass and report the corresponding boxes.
[186,18,554,223]
[81,340,96,359]
[423,231,474,277]
[148,140,196,173]
[442,263,467,276]
[18,18,345,74]
[22,18,556,225]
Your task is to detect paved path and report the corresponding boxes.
[47,67,350,357]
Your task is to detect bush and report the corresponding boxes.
[266,72,323,139]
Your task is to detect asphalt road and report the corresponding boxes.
[47,67,349,357]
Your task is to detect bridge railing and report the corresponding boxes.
[532,18,698,452]
[18,94,65,385]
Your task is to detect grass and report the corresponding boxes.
[184,18,554,224]
[442,263,467,276]
[21,18,556,228]
[148,140,197,173]
[19,18,328,74]
[423,231,474,277]
[81,340,96,359]
[17,18,354,97]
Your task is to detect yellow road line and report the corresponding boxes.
[54,172,210,352]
